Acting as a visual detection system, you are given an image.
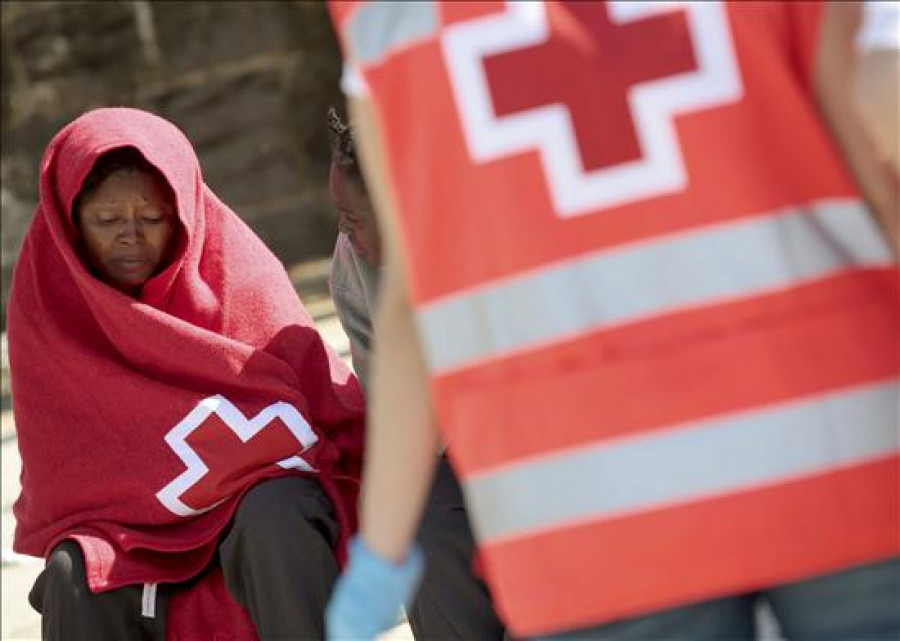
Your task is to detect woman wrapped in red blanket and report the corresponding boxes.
[7,107,366,640]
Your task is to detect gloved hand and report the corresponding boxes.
[326,536,424,640]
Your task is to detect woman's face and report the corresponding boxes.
[329,162,381,266]
[77,168,178,294]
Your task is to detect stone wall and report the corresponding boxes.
[1,1,346,326]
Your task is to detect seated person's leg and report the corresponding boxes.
[766,557,900,640]
[538,596,756,641]
[219,475,340,639]
[29,540,161,641]
[408,454,507,640]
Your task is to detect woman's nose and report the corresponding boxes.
[117,218,142,243]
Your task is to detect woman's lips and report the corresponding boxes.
[110,256,148,272]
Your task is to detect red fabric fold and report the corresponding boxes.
[8,107,364,636]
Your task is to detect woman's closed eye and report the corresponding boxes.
[96,215,121,226]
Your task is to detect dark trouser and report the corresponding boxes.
[408,454,508,640]
[29,476,340,640]
[538,557,900,641]
[29,539,166,641]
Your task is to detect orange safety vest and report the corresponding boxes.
[330,1,900,635]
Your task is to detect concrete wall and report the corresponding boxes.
[1,1,346,326]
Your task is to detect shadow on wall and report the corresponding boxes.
[1,0,348,328]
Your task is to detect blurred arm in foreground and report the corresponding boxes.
[816,0,899,252]
[325,93,440,639]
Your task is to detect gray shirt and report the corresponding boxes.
[329,233,381,391]
[330,233,448,453]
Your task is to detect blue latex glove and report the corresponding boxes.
[327,536,424,640]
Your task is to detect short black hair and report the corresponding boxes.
[327,107,365,186]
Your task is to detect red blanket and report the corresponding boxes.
[8,107,365,635]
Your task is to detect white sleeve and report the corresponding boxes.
[857,1,900,52]
[340,62,370,97]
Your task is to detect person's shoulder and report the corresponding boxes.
[332,233,354,265]
[330,233,368,302]
[331,233,355,280]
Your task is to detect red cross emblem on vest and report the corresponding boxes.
[156,396,318,517]
[442,1,743,217]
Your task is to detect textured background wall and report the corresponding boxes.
[1,1,346,326]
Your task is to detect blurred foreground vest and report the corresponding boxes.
[331,1,899,635]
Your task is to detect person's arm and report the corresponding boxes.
[359,259,439,562]
[814,1,899,254]
[325,93,440,640]
[349,93,441,563]
[855,1,900,171]
[856,50,899,171]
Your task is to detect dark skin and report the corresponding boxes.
[76,168,179,295]
[329,161,382,266]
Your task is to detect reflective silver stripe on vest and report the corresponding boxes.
[416,200,893,376]
[464,381,899,544]
[346,1,437,64]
